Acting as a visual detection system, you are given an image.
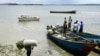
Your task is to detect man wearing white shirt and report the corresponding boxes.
[73,21,78,33]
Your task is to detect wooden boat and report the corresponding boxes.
[50,10,76,14]
[18,15,40,21]
[46,27,97,56]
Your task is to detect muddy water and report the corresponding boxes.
[0,5,100,56]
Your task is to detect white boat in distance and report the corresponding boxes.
[18,15,40,21]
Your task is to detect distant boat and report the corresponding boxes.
[18,15,40,21]
[46,26,97,56]
[50,10,76,14]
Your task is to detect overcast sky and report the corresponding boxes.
[0,0,100,4]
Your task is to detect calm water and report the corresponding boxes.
[0,5,100,56]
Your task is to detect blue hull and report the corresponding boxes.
[47,34,95,56]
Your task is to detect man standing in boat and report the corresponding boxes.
[73,20,78,33]
[79,21,84,33]
[63,17,67,34]
[68,16,72,31]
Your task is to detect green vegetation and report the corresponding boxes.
[0,44,25,56]
[16,40,24,50]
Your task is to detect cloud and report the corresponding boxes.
[75,0,100,4]
[0,0,100,4]
[0,0,10,3]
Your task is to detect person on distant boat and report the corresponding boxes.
[63,17,67,34]
[64,17,67,24]
[47,25,50,30]
[73,21,78,33]
[75,20,78,24]
[79,21,83,33]
[50,25,53,29]
[52,25,57,34]
[68,16,72,31]
[55,23,59,29]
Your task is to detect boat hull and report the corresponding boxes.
[47,34,96,56]
[76,33,100,54]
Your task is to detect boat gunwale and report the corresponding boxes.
[49,34,97,45]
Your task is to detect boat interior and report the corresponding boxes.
[47,26,99,44]
[52,31,98,44]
